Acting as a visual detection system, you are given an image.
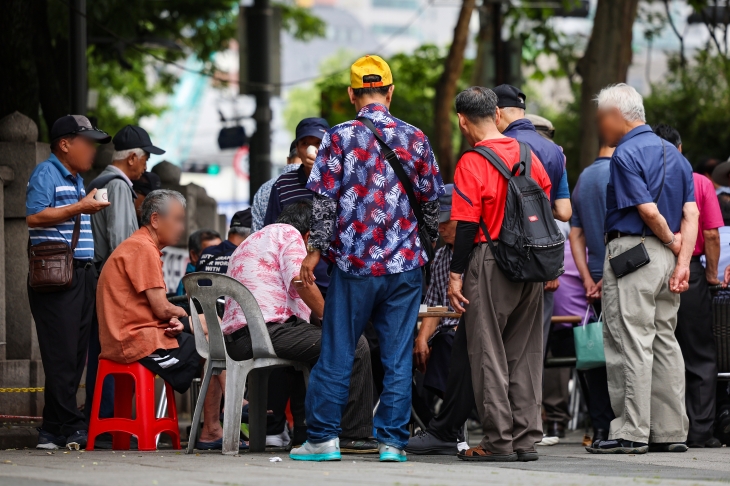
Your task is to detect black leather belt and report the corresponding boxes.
[73,260,95,269]
[604,231,641,245]
[224,325,249,343]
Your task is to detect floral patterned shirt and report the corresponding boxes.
[221,224,310,334]
[306,103,444,276]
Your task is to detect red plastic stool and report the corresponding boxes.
[87,359,181,451]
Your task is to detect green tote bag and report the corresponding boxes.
[573,306,606,371]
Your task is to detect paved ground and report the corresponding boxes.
[1,437,730,486]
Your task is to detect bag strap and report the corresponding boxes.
[356,116,428,234]
[70,195,82,251]
[641,140,668,239]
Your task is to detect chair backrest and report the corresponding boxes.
[182,273,278,361]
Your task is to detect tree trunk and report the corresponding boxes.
[576,0,639,170]
[0,0,40,129]
[433,0,476,183]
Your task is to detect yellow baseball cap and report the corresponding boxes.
[350,55,393,89]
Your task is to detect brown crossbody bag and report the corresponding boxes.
[28,198,82,293]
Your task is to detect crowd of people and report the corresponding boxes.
[25,54,730,464]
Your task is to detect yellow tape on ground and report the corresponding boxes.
[0,384,86,393]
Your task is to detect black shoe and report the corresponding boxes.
[339,438,378,454]
[718,407,730,435]
[586,439,648,454]
[516,448,539,462]
[405,430,457,455]
[66,430,88,450]
[688,437,722,448]
[546,421,565,439]
[649,442,688,453]
[593,428,609,443]
[36,428,66,450]
[706,437,722,448]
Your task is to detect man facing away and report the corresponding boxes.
[250,141,301,233]
[96,190,236,450]
[27,115,111,450]
[588,83,698,455]
[448,86,552,462]
[653,124,723,449]
[222,200,376,452]
[569,139,617,445]
[292,54,444,463]
[84,125,166,424]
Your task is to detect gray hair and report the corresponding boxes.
[596,83,646,123]
[455,87,498,123]
[228,226,251,239]
[140,189,186,226]
[112,147,146,162]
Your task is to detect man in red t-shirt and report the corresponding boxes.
[448,87,552,463]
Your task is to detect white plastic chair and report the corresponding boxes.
[183,273,310,454]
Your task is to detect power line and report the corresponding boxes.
[53,0,435,89]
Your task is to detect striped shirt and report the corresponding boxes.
[26,154,94,260]
[251,163,301,233]
[263,165,313,226]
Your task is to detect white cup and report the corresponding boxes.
[307,145,317,156]
[94,188,108,202]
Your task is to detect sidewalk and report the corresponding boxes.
[1,439,729,486]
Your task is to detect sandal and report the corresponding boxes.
[457,445,517,462]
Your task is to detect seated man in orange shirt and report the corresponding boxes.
[97,189,237,450]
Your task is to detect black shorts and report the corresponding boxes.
[423,328,456,397]
[138,332,201,393]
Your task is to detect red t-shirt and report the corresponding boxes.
[452,137,552,242]
[693,173,724,256]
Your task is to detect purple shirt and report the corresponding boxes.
[553,236,589,329]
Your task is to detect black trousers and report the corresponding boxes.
[428,316,476,442]
[28,264,96,437]
[582,299,615,433]
[676,259,718,442]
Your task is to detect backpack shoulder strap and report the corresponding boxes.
[467,146,512,180]
[518,141,532,179]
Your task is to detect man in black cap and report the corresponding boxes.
[26,115,111,450]
[84,125,166,429]
[196,208,252,275]
[264,117,331,296]
[251,141,301,233]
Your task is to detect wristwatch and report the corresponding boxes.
[663,234,675,247]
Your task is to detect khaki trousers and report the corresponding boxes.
[464,244,544,454]
[603,236,689,443]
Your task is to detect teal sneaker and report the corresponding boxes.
[290,438,341,462]
[379,442,407,462]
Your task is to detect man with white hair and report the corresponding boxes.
[85,125,165,426]
[589,83,698,455]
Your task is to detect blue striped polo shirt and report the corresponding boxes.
[26,154,94,260]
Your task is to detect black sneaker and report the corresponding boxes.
[36,428,66,450]
[649,442,688,453]
[516,448,539,462]
[339,438,379,454]
[586,439,648,454]
[705,437,723,448]
[66,430,88,451]
[404,430,457,455]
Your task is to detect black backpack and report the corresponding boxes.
[468,141,565,283]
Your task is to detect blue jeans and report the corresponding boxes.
[305,266,422,449]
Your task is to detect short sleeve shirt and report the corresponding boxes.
[97,227,176,363]
[693,173,724,256]
[423,245,459,335]
[451,137,552,241]
[306,103,444,276]
[221,224,310,335]
[26,154,94,260]
[605,125,695,234]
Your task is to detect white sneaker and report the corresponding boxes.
[266,427,290,447]
[536,435,560,446]
[290,438,341,461]
[379,442,407,462]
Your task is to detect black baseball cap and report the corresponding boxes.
[295,118,329,143]
[132,171,162,196]
[50,115,111,143]
[230,208,252,229]
[113,125,165,155]
[494,84,526,109]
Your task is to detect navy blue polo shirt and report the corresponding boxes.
[26,154,94,260]
[605,125,695,235]
[502,118,566,203]
[572,157,611,280]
